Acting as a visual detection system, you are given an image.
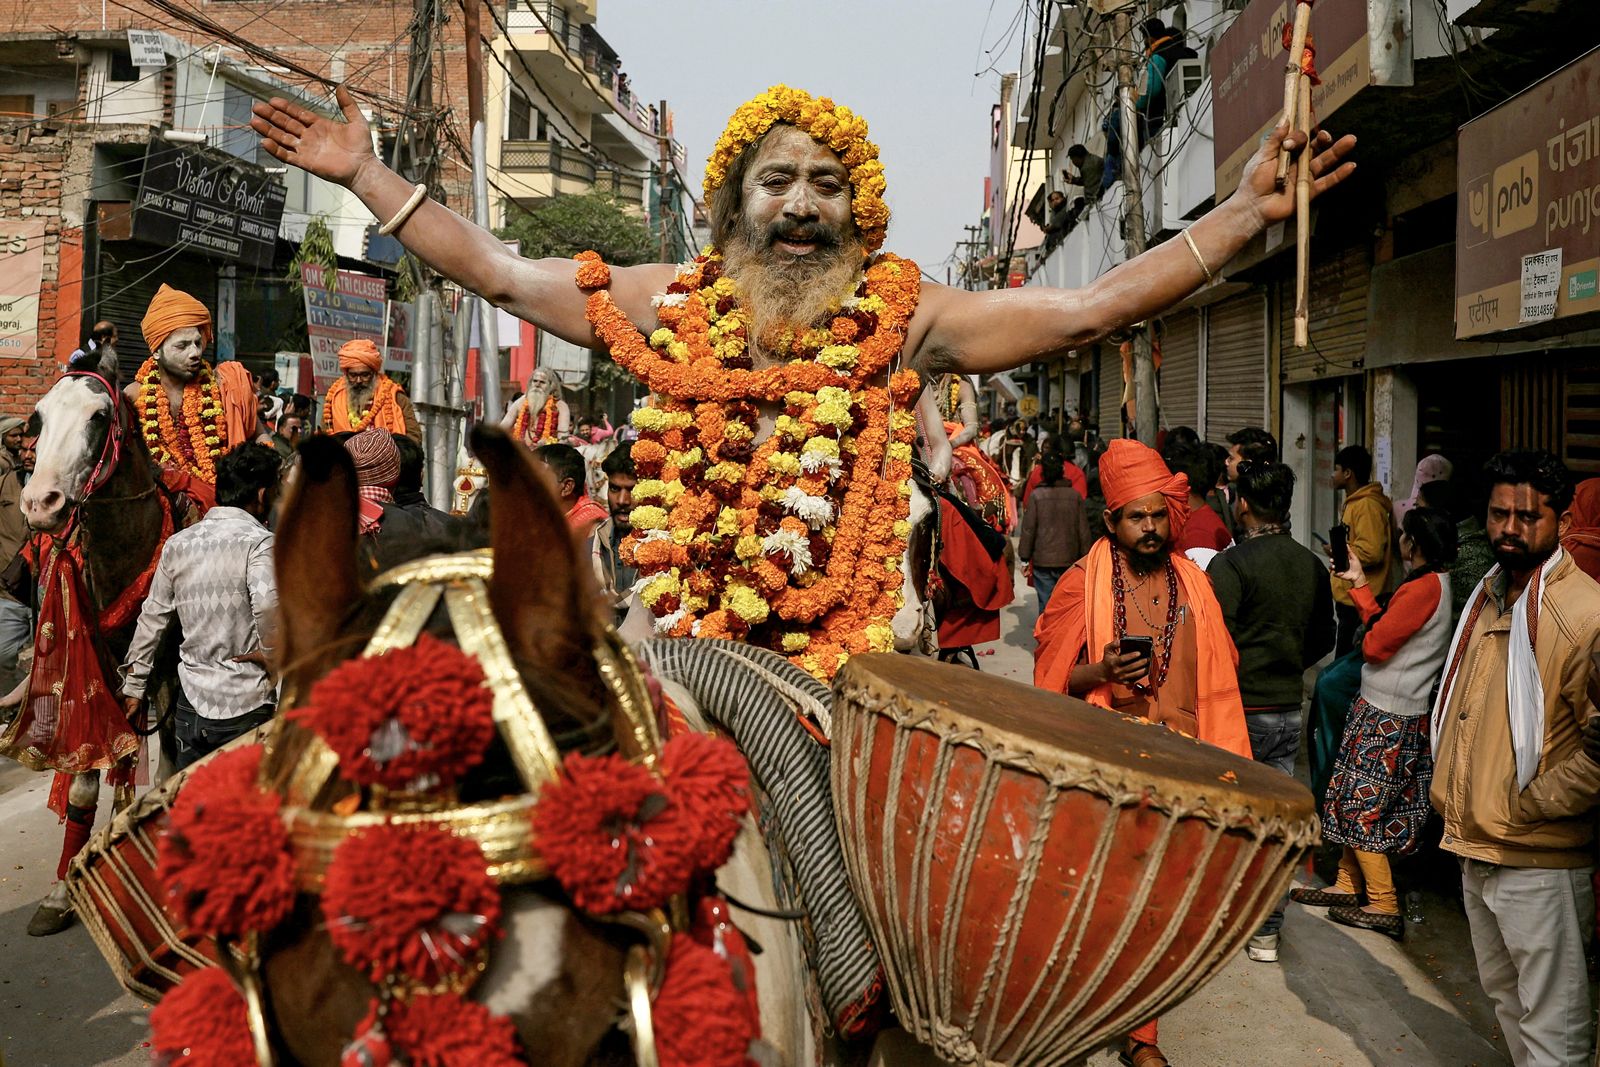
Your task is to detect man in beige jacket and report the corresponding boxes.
[1431,449,1600,1067]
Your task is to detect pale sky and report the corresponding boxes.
[599,0,1018,277]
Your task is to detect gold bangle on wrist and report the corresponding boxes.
[1182,228,1214,285]
[378,182,429,236]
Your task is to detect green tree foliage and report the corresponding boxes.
[496,191,655,266]
[286,216,339,293]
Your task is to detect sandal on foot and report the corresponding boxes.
[1119,1039,1171,1067]
[1327,905,1403,940]
[26,902,74,937]
[1290,886,1363,908]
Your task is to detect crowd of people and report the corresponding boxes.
[1012,414,1600,1067]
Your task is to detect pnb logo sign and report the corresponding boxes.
[1465,150,1540,247]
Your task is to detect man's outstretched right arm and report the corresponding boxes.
[250,87,672,347]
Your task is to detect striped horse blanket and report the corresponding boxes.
[637,638,883,1037]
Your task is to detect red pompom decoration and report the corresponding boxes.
[157,744,296,939]
[149,966,257,1067]
[289,634,496,793]
[533,751,697,914]
[653,934,757,1067]
[659,733,750,873]
[322,824,501,986]
[351,992,525,1067]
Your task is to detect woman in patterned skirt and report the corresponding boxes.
[1292,506,1457,939]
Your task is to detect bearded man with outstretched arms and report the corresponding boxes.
[252,86,1352,682]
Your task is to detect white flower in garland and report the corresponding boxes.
[761,528,815,576]
[782,486,835,530]
[654,608,687,635]
[650,291,690,309]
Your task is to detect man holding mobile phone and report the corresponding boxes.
[1330,445,1399,655]
[1033,439,1251,1067]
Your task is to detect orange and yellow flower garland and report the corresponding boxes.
[580,250,922,679]
[136,357,226,482]
[511,394,560,446]
[345,376,401,432]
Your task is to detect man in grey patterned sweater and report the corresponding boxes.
[121,444,282,770]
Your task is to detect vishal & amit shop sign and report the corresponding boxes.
[1455,46,1600,339]
[133,140,287,269]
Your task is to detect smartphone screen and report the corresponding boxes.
[1330,523,1350,573]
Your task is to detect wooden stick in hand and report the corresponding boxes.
[1294,71,1313,349]
[1275,2,1314,188]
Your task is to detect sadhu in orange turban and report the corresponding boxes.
[141,284,213,356]
[1033,439,1249,757]
[338,338,383,374]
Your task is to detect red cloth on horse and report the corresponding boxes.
[937,502,1015,647]
[1021,461,1089,506]
[0,535,138,816]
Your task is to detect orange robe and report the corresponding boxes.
[324,376,410,434]
[1033,538,1250,759]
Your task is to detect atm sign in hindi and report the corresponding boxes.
[134,140,287,269]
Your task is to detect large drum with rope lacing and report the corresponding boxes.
[830,654,1318,1066]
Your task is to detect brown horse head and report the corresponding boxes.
[260,425,637,1067]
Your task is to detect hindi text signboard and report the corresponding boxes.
[1210,0,1379,201]
[134,140,287,268]
[1455,47,1600,338]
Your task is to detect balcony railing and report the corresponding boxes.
[595,169,646,202]
[500,140,596,184]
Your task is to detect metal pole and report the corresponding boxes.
[658,99,672,263]
[464,0,502,421]
[1113,6,1156,446]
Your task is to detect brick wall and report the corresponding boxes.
[0,122,68,418]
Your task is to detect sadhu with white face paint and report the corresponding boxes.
[500,367,571,448]
[122,284,266,514]
[253,85,1354,682]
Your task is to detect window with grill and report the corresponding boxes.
[508,91,532,141]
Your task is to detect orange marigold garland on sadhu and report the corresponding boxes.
[344,374,402,433]
[511,393,561,446]
[136,356,226,482]
[582,248,922,679]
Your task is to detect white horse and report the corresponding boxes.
[8,370,169,935]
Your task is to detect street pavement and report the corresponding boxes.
[0,570,1514,1065]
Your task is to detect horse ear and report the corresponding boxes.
[274,436,361,680]
[469,424,603,675]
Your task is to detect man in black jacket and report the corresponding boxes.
[1207,460,1335,964]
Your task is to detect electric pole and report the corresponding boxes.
[1107,1,1155,445]
[658,99,673,263]
[464,0,502,421]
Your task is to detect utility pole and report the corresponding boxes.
[1108,2,1156,445]
[657,99,673,263]
[464,0,502,421]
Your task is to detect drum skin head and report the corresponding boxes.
[836,653,1315,827]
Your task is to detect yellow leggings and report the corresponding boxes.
[1329,846,1399,914]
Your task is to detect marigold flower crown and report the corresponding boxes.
[705,85,889,253]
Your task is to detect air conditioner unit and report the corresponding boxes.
[1168,57,1205,110]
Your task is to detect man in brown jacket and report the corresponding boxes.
[1431,449,1600,1067]
[1330,444,1399,655]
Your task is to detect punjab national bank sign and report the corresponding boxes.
[1455,46,1600,339]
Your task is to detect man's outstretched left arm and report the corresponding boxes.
[911,125,1356,376]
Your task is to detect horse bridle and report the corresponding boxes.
[63,369,125,503]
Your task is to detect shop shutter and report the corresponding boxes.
[1563,355,1600,474]
[1503,355,1562,455]
[1158,309,1199,432]
[1203,290,1267,442]
[1096,344,1125,439]
[92,242,218,381]
[1280,244,1370,385]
